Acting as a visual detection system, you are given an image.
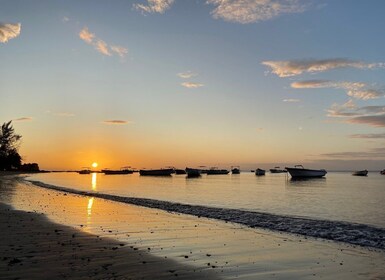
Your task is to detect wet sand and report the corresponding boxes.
[0,204,220,279]
[1,174,384,279]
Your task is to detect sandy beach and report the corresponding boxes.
[1,174,384,279]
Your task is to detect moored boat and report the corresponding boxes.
[255,168,265,176]
[352,170,368,176]
[102,168,133,175]
[185,167,201,177]
[139,168,174,176]
[174,169,187,175]
[285,165,327,178]
[78,167,91,174]
[380,169,385,175]
[206,167,229,175]
[231,166,240,174]
[269,166,287,173]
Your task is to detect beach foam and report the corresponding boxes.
[28,179,385,250]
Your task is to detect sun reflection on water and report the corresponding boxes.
[91,172,97,190]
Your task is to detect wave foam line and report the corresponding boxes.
[28,180,385,250]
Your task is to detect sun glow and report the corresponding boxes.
[91,162,98,168]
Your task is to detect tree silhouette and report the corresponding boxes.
[0,121,22,170]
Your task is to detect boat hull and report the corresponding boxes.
[206,169,229,175]
[103,170,133,175]
[285,167,327,178]
[352,170,368,176]
[255,169,265,176]
[139,169,174,176]
[185,168,201,177]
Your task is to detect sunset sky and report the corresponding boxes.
[1,0,385,170]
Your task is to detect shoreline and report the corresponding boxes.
[0,202,219,279]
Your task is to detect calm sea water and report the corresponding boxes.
[27,171,385,228]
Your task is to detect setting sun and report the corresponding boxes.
[91,162,98,168]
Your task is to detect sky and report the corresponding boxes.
[1,0,385,171]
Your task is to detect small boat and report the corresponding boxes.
[206,167,229,175]
[285,165,327,178]
[78,167,91,174]
[255,168,265,176]
[380,169,385,175]
[139,168,174,176]
[102,168,133,175]
[174,169,187,175]
[269,166,287,173]
[352,170,368,176]
[185,167,201,177]
[231,166,240,174]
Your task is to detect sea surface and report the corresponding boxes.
[26,171,385,249]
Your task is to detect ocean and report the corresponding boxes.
[25,171,385,250]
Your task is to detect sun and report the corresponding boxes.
[91,162,98,168]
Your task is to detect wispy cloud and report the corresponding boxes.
[79,27,95,44]
[111,45,128,57]
[94,39,111,56]
[0,22,21,43]
[292,80,384,100]
[53,112,75,117]
[133,0,175,14]
[327,102,385,127]
[181,82,204,88]
[349,133,385,139]
[13,117,32,122]
[207,0,306,24]
[347,114,385,127]
[102,120,130,125]
[319,147,385,159]
[79,27,127,58]
[177,71,197,79]
[283,98,300,102]
[62,17,70,23]
[262,58,385,77]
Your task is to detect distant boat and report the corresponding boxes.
[102,168,133,175]
[380,169,385,175]
[174,169,187,175]
[285,165,327,178]
[206,167,229,175]
[352,170,368,176]
[269,166,287,173]
[185,167,201,177]
[231,166,240,174]
[139,168,174,176]
[78,167,91,174]
[255,168,266,176]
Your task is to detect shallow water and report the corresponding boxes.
[28,171,385,228]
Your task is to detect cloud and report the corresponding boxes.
[347,114,385,127]
[13,117,32,122]
[79,27,127,58]
[111,45,128,57]
[134,0,175,14]
[79,27,95,44]
[177,71,197,79]
[262,58,385,77]
[181,82,204,88]
[319,148,385,159]
[53,112,75,117]
[292,80,384,100]
[207,0,306,24]
[0,22,21,43]
[349,133,385,139]
[327,102,385,127]
[94,40,111,56]
[102,120,130,125]
[283,98,300,102]
[62,17,70,22]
